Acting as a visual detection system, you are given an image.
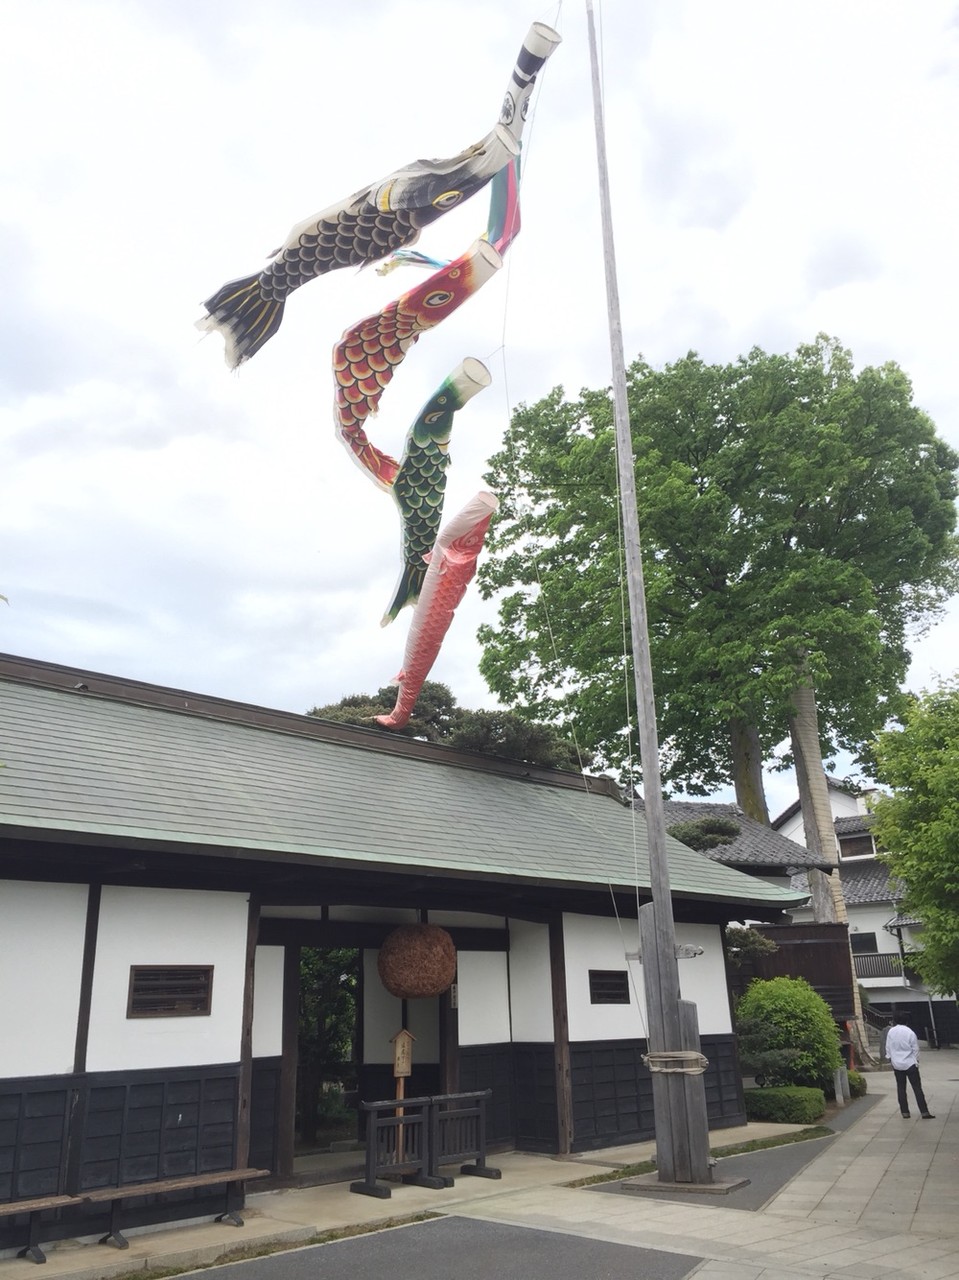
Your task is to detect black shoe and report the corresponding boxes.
[921,1113,935,1119]
[901,1111,911,1118]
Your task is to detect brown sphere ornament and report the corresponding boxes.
[377,924,457,998]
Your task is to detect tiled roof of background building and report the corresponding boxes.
[635,799,833,871]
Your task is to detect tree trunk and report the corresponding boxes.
[789,680,838,870]
[729,718,770,824]
[789,674,872,1063]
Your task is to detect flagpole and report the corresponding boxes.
[584,0,712,1185]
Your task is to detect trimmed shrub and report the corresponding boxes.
[736,977,842,1088]
[847,1069,867,1098]
[744,1086,826,1124]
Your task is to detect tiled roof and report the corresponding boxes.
[885,910,921,929]
[636,799,833,871]
[791,860,902,906]
[835,814,872,835]
[0,659,805,911]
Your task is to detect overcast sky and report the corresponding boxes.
[2,0,957,813]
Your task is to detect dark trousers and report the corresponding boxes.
[894,1064,929,1115]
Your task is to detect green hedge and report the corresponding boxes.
[847,1069,867,1098]
[744,1085,826,1124]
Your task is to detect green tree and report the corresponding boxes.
[308,680,587,771]
[297,947,358,1146]
[736,976,842,1087]
[478,337,959,817]
[870,680,959,994]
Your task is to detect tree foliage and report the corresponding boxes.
[297,947,358,1144]
[668,817,740,852]
[736,976,842,1087]
[477,336,959,798]
[724,925,778,969]
[308,680,587,771]
[871,680,959,994]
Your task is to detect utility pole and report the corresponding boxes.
[584,0,712,1185]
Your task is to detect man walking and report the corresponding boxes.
[884,1014,935,1118]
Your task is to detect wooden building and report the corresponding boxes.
[0,654,804,1251]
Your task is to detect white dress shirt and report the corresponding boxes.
[885,1023,920,1070]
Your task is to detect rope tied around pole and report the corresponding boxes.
[643,1051,709,1075]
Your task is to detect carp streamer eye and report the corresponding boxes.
[424,290,454,308]
[431,190,462,209]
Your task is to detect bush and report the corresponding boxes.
[847,1069,867,1098]
[736,977,842,1088]
[744,1086,826,1124]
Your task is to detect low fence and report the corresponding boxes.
[350,1090,500,1199]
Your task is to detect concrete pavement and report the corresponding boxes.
[2,1049,956,1280]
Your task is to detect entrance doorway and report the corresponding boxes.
[295,947,360,1155]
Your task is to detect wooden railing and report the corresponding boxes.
[854,953,905,980]
[350,1090,500,1199]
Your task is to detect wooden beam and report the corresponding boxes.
[548,914,573,1156]
[258,919,509,951]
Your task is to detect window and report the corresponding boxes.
[849,933,878,955]
[839,834,875,860]
[588,969,630,1004]
[127,965,214,1018]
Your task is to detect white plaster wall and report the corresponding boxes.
[457,952,510,1046]
[676,924,733,1035]
[85,887,250,1072]
[506,919,553,1042]
[847,906,901,953]
[562,914,649,1042]
[428,912,506,929]
[362,950,439,1065]
[0,880,88,1078]
[252,946,284,1058]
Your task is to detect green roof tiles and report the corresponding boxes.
[0,671,804,909]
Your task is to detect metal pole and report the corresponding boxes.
[584,0,711,1183]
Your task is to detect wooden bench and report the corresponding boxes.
[82,1167,270,1250]
[0,1168,269,1261]
[0,1193,85,1264]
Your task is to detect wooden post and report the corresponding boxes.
[235,893,261,1170]
[439,976,460,1095]
[391,1029,414,1164]
[276,944,300,1177]
[548,915,573,1155]
[586,0,712,1184]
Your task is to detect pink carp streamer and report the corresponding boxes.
[375,492,498,730]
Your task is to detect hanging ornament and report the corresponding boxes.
[377,924,456,998]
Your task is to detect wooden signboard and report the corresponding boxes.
[391,1028,414,1079]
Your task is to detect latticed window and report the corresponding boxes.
[127,965,214,1017]
[588,969,630,1004]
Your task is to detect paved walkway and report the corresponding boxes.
[3,1050,956,1280]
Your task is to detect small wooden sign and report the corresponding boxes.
[391,1028,414,1079]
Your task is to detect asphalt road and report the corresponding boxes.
[184,1216,702,1280]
